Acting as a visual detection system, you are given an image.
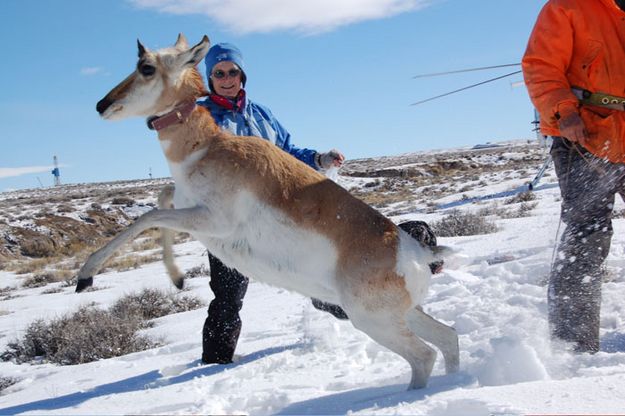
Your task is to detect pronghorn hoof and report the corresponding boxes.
[172,277,185,290]
[75,277,93,293]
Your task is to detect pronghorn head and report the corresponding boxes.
[96,34,210,120]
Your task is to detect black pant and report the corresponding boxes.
[549,137,625,352]
[202,220,440,362]
[202,254,249,364]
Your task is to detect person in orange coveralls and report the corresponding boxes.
[523,0,625,353]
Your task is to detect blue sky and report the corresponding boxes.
[1,0,546,191]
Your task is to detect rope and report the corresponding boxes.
[572,142,608,176]
[549,139,607,270]
[549,145,572,270]
[412,63,521,79]
[409,70,522,107]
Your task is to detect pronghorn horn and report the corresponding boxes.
[174,33,189,50]
[137,40,147,58]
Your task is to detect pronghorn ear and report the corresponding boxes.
[182,35,210,67]
[174,33,189,50]
[137,40,147,58]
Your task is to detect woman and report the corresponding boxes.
[197,43,345,364]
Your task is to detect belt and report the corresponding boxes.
[572,87,625,111]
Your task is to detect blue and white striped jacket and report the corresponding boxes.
[198,97,318,169]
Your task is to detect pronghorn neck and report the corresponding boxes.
[149,66,208,120]
[157,105,221,164]
[147,100,197,131]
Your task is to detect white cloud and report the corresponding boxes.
[80,67,103,76]
[130,0,433,34]
[0,165,63,179]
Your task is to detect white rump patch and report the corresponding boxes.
[395,230,432,307]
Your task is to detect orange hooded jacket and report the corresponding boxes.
[522,0,625,163]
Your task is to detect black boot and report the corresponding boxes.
[202,314,241,364]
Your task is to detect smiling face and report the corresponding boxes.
[210,61,243,99]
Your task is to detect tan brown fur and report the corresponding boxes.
[161,113,402,293]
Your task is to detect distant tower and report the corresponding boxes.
[149,167,153,179]
[51,155,61,186]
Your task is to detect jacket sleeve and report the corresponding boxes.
[522,1,580,123]
[273,121,318,169]
[259,106,319,169]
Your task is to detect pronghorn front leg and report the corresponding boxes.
[76,206,218,292]
[157,185,184,289]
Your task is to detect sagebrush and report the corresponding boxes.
[432,210,499,237]
[1,288,204,365]
[0,376,19,394]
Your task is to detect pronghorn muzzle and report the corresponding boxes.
[96,97,113,115]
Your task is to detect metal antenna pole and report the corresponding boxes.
[52,156,61,186]
[527,109,553,190]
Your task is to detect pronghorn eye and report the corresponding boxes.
[139,64,156,77]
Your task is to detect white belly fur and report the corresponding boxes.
[203,191,339,303]
[175,175,340,303]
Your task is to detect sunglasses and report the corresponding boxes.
[212,68,241,79]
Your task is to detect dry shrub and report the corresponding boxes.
[350,180,416,208]
[184,264,210,279]
[174,232,192,244]
[56,204,74,213]
[102,254,160,272]
[477,204,509,218]
[432,210,499,237]
[131,237,159,252]
[0,286,201,365]
[111,197,135,206]
[110,288,204,321]
[0,286,19,301]
[11,257,57,275]
[21,273,56,288]
[0,305,156,365]
[0,376,19,393]
[0,287,14,296]
[505,191,537,205]
[500,202,538,219]
[21,270,74,289]
[41,287,65,295]
[518,201,538,216]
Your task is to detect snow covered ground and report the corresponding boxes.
[1,142,625,415]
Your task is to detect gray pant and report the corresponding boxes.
[549,137,625,352]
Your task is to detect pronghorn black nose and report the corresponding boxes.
[96,97,112,115]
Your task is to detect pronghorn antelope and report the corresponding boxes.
[78,34,459,390]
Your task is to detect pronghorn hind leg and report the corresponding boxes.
[346,306,437,390]
[406,307,459,374]
[339,278,441,390]
[157,185,184,289]
[403,336,437,390]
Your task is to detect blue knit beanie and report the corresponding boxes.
[204,43,246,89]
